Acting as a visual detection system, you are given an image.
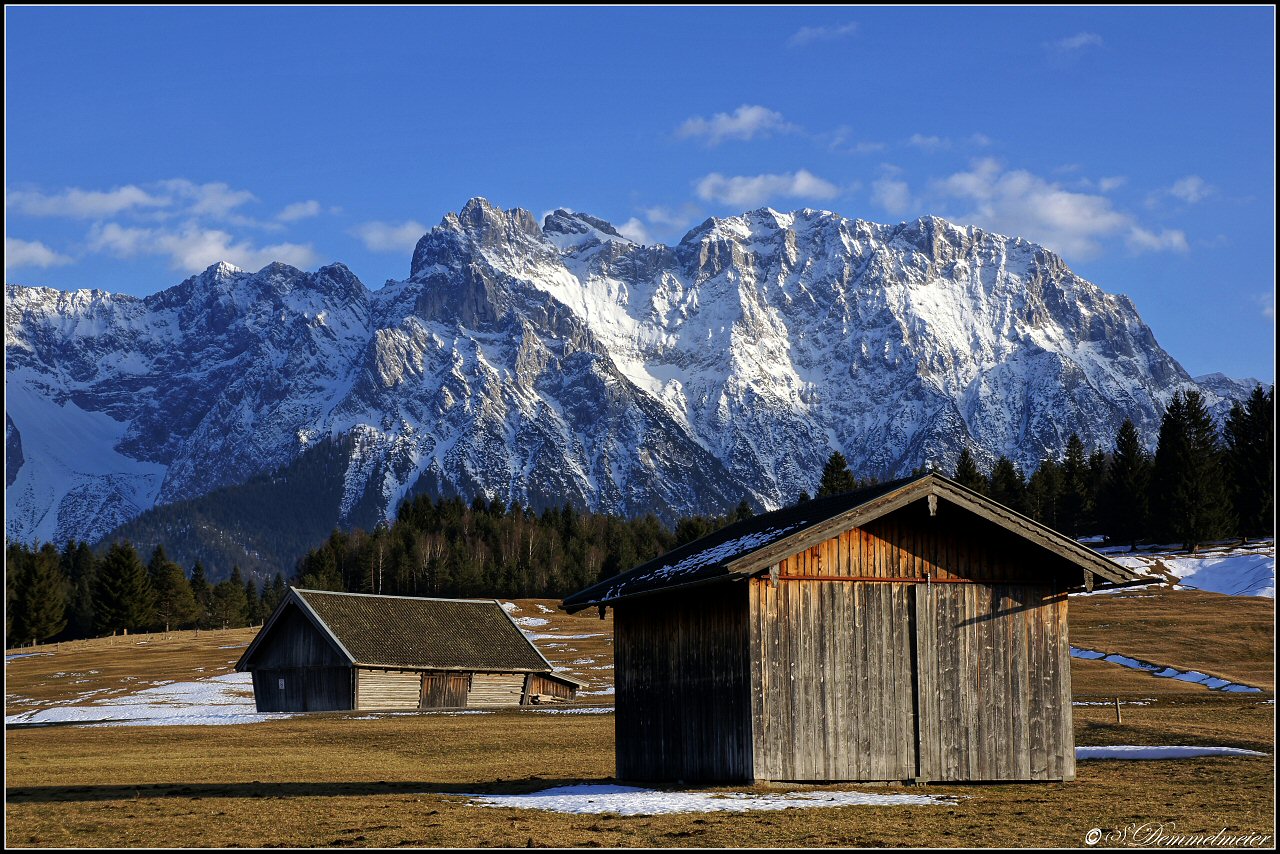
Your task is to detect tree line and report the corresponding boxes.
[6,385,1271,647]
[5,540,288,648]
[944,386,1273,548]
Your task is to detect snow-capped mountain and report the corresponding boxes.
[4,198,1260,547]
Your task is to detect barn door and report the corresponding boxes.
[912,582,1070,781]
[420,672,471,708]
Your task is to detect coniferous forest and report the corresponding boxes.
[4,386,1272,648]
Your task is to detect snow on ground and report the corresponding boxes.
[1091,540,1274,598]
[500,602,519,614]
[1076,746,1267,760]
[5,652,55,663]
[536,604,555,613]
[1070,647,1262,692]
[514,617,549,628]
[457,784,956,815]
[521,707,613,715]
[4,672,291,727]
[1072,699,1153,707]
[523,632,607,641]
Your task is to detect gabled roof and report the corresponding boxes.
[561,473,1146,612]
[236,589,555,673]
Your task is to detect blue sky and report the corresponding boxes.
[5,7,1274,381]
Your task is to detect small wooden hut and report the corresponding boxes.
[236,589,583,712]
[562,473,1145,784]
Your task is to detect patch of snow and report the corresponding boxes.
[500,601,519,614]
[536,605,555,613]
[218,643,249,649]
[3,672,291,727]
[580,687,615,696]
[1100,544,1274,598]
[458,784,956,815]
[1076,745,1267,760]
[522,707,614,715]
[514,617,549,628]
[5,652,54,663]
[523,633,606,641]
[1069,646,1261,693]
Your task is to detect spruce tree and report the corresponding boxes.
[817,451,857,497]
[1224,385,1275,539]
[148,547,199,632]
[189,562,212,629]
[1152,391,1233,550]
[1026,458,1063,530]
[209,566,249,629]
[1060,434,1091,536]
[953,448,987,494]
[1100,419,1151,549]
[61,541,97,639]
[987,457,1027,514]
[6,543,31,645]
[93,542,156,635]
[244,576,262,626]
[19,544,69,644]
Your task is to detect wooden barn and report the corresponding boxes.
[562,473,1145,784]
[235,589,583,712]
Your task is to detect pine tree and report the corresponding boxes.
[209,566,249,629]
[61,540,97,639]
[244,576,262,626]
[6,543,32,645]
[731,499,755,523]
[987,457,1027,514]
[817,451,857,497]
[1026,458,1063,530]
[953,448,987,494]
[261,573,287,616]
[148,547,199,632]
[1100,419,1151,549]
[17,544,68,644]
[1060,434,1091,537]
[189,562,212,629]
[1224,385,1275,539]
[1152,390,1233,550]
[93,542,156,635]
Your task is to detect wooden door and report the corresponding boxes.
[913,583,1073,781]
[420,672,471,708]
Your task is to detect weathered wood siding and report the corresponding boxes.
[356,668,422,709]
[252,667,352,712]
[914,583,1073,782]
[422,672,471,708]
[750,579,918,781]
[614,585,753,783]
[776,501,1081,586]
[526,674,575,703]
[467,673,527,707]
[245,603,353,711]
[748,503,1075,782]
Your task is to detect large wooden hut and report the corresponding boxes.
[236,589,582,712]
[562,473,1145,784]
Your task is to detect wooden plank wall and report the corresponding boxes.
[777,501,1079,586]
[467,674,527,707]
[422,673,471,708]
[914,583,1073,781]
[749,578,917,781]
[527,674,575,703]
[243,605,347,669]
[615,585,754,783]
[252,666,352,712]
[356,669,422,710]
[748,502,1075,782]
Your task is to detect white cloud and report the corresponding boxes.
[1125,227,1189,253]
[1049,32,1103,51]
[616,217,652,244]
[1168,175,1213,204]
[969,133,994,148]
[351,220,428,253]
[677,105,796,146]
[158,180,257,218]
[1098,176,1127,192]
[787,22,858,48]
[88,221,317,273]
[1256,294,1275,320]
[7,185,168,218]
[871,175,915,217]
[277,200,323,222]
[642,204,701,231]
[907,134,951,152]
[5,237,73,270]
[695,169,840,207]
[931,158,1182,259]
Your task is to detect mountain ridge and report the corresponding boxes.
[5,198,1265,560]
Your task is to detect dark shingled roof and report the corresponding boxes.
[279,590,552,672]
[561,473,1144,612]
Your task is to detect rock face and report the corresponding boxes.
[4,197,1257,545]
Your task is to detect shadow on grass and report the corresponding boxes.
[5,776,617,804]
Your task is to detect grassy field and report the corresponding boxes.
[5,589,1274,848]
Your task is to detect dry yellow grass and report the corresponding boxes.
[4,589,1274,848]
